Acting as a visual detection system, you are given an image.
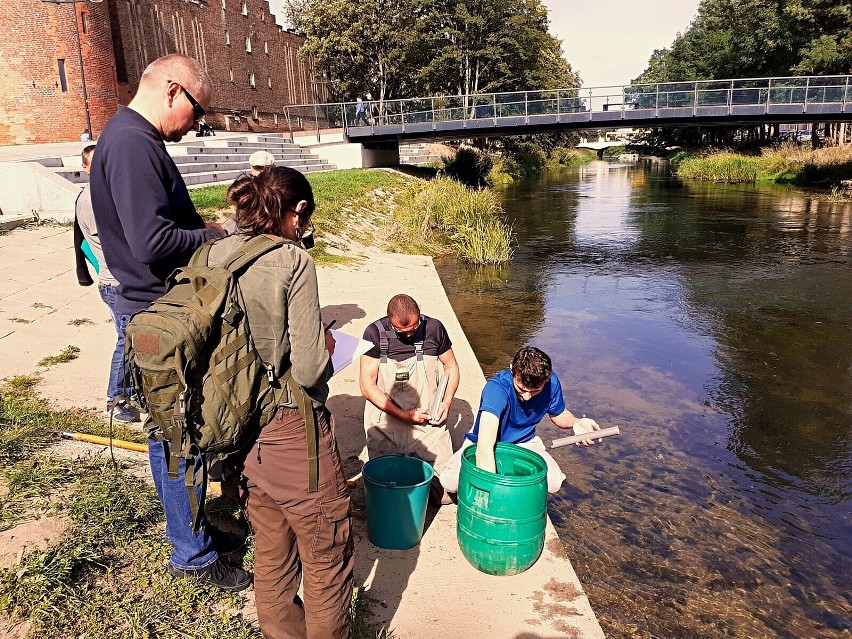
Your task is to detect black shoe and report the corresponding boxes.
[208,525,246,554]
[167,557,252,592]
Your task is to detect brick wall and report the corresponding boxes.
[0,0,117,144]
[0,0,323,144]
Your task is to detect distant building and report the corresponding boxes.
[0,0,325,144]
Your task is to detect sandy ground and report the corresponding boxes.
[0,226,605,639]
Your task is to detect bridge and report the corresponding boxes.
[283,75,851,151]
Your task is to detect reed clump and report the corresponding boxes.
[389,178,514,264]
[675,143,852,184]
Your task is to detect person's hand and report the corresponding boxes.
[572,417,601,446]
[324,330,336,356]
[408,409,431,426]
[430,400,452,426]
[205,221,228,237]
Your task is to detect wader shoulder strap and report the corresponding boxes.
[373,319,391,364]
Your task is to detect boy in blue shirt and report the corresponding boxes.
[440,346,600,494]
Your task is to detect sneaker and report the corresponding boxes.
[167,557,252,592]
[105,402,138,423]
[208,526,247,554]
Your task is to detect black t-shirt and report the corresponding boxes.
[362,316,452,362]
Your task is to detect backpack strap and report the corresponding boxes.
[225,235,290,274]
[189,242,214,268]
[279,368,320,493]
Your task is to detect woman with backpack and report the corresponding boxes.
[209,166,353,639]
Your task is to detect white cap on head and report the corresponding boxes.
[249,150,276,168]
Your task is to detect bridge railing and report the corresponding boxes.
[281,75,851,138]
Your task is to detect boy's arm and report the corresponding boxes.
[474,412,500,474]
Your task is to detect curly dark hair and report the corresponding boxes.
[510,346,552,389]
[226,166,315,237]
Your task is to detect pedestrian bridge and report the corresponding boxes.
[284,75,851,146]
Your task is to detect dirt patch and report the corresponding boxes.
[546,536,568,559]
[0,513,69,570]
[543,577,582,601]
[0,615,31,639]
[532,601,581,619]
[552,620,582,638]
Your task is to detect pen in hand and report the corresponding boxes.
[324,320,337,333]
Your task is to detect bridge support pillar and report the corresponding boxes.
[361,141,400,168]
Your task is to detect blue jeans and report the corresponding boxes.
[114,308,217,569]
[98,284,128,405]
[148,439,218,569]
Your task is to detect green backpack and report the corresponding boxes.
[125,235,319,529]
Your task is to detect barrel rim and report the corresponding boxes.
[460,442,547,486]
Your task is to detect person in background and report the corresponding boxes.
[73,144,137,423]
[354,96,368,126]
[359,294,459,505]
[89,53,248,592]
[218,167,352,639]
[440,346,601,494]
[248,150,276,176]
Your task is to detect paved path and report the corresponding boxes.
[0,226,606,639]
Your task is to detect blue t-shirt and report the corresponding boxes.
[466,369,566,444]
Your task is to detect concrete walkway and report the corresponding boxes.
[0,225,605,639]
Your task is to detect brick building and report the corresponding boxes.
[0,0,324,145]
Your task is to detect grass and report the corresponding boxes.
[0,376,392,638]
[674,143,852,185]
[67,318,94,326]
[387,178,514,264]
[548,147,597,167]
[188,168,514,264]
[37,345,80,367]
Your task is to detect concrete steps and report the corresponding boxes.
[38,134,336,186]
[399,142,440,166]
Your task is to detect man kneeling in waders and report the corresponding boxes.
[359,294,460,505]
[440,346,601,495]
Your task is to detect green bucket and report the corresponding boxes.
[457,442,548,575]
[363,455,434,550]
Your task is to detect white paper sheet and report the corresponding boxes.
[329,329,373,375]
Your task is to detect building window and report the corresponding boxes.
[252,106,258,120]
[57,59,68,92]
[249,73,255,88]
[80,12,88,34]
[267,76,272,89]
[221,0,225,8]
[225,30,230,45]
[241,1,247,15]
[229,68,234,82]
[264,41,268,55]
[245,37,251,53]
[274,112,278,125]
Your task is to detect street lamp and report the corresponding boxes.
[42,0,101,138]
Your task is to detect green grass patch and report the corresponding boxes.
[37,345,80,367]
[548,147,597,167]
[674,144,852,185]
[389,178,514,264]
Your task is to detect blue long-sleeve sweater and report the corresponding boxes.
[89,106,218,315]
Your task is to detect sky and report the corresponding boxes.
[543,0,702,88]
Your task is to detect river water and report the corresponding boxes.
[434,161,851,639]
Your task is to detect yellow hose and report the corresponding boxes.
[60,431,148,453]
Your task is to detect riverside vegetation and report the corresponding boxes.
[672,143,852,187]
[193,168,514,265]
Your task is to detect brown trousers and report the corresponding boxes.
[240,407,353,639]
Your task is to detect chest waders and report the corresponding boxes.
[363,319,453,475]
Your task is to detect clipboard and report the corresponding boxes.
[428,376,449,423]
[329,329,373,375]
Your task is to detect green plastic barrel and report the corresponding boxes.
[363,455,434,550]
[457,442,548,575]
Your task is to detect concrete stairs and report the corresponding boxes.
[399,142,440,166]
[28,134,336,187]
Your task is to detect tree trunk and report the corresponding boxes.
[811,122,819,149]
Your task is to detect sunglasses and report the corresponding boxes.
[176,83,206,121]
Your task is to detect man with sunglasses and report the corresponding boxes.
[90,54,248,592]
[440,346,601,495]
[360,294,460,505]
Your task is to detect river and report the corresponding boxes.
[434,160,852,639]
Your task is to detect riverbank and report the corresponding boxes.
[0,224,604,638]
[671,143,852,186]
